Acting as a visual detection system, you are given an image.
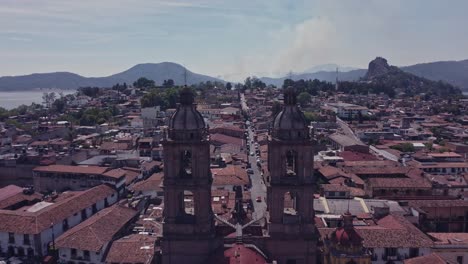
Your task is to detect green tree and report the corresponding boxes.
[297,92,311,107]
[271,101,282,117]
[163,79,175,88]
[133,77,155,88]
[226,82,232,90]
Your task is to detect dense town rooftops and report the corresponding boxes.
[56,204,137,252]
[0,184,116,234]
[104,234,158,264]
[33,165,109,175]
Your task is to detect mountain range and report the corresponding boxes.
[0,59,467,91]
[260,59,468,90]
[0,62,223,91]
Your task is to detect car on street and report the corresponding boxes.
[247,169,254,174]
[250,152,254,156]
[256,196,262,202]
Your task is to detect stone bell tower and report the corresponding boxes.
[265,87,317,264]
[161,87,222,264]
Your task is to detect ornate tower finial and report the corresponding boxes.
[284,86,297,105]
[179,87,194,105]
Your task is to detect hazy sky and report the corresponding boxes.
[2,0,468,81]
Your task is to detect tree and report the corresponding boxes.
[133,77,155,88]
[297,92,311,107]
[271,101,282,117]
[52,98,66,113]
[226,82,232,90]
[163,79,175,88]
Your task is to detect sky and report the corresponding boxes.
[1,0,468,81]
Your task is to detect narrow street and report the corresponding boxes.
[241,93,267,220]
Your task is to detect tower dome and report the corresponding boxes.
[168,87,207,140]
[271,87,309,140]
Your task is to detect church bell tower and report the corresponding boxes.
[161,87,221,264]
[265,87,317,264]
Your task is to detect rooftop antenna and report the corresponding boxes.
[347,197,350,213]
[335,67,339,91]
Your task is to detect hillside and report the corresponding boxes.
[363,57,462,97]
[260,59,468,90]
[260,69,366,87]
[402,60,468,90]
[0,62,223,91]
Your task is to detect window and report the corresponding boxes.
[84,250,90,261]
[8,232,15,244]
[286,259,297,264]
[23,234,30,245]
[180,150,193,178]
[409,248,419,258]
[385,248,397,257]
[27,248,34,257]
[284,191,298,216]
[285,150,298,176]
[81,209,87,221]
[17,247,24,256]
[182,190,195,216]
[63,219,69,231]
[457,256,463,264]
[92,204,97,214]
[71,248,77,258]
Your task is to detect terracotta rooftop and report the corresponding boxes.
[131,172,163,192]
[403,253,448,264]
[212,165,249,186]
[0,186,42,210]
[104,234,158,264]
[56,205,137,252]
[0,184,116,234]
[33,165,109,175]
[356,214,433,248]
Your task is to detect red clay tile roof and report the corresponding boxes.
[212,165,249,186]
[356,214,433,248]
[0,186,42,210]
[33,165,109,175]
[56,205,137,252]
[104,234,158,264]
[403,253,447,264]
[210,133,244,146]
[0,184,116,234]
[367,177,432,188]
[207,244,267,264]
[102,168,127,179]
[131,173,163,192]
[0,185,23,201]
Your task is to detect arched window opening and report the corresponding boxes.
[181,150,193,178]
[181,190,195,216]
[286,150,298,176]
[284,191,298,216]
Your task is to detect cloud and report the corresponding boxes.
[272,17,337,74]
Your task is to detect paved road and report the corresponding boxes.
[336,117,361,142]
[247,126,267,219]
[241,93,267,219]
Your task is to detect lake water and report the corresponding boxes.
[0,90,75,110]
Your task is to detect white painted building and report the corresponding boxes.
[56,205,137,264]
[0,184,118,258]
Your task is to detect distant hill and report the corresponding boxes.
[362,57,461,97]
[261,59,468,90]
[260,69,366,87]
[401,60,468,90]
[0,62,223,91]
